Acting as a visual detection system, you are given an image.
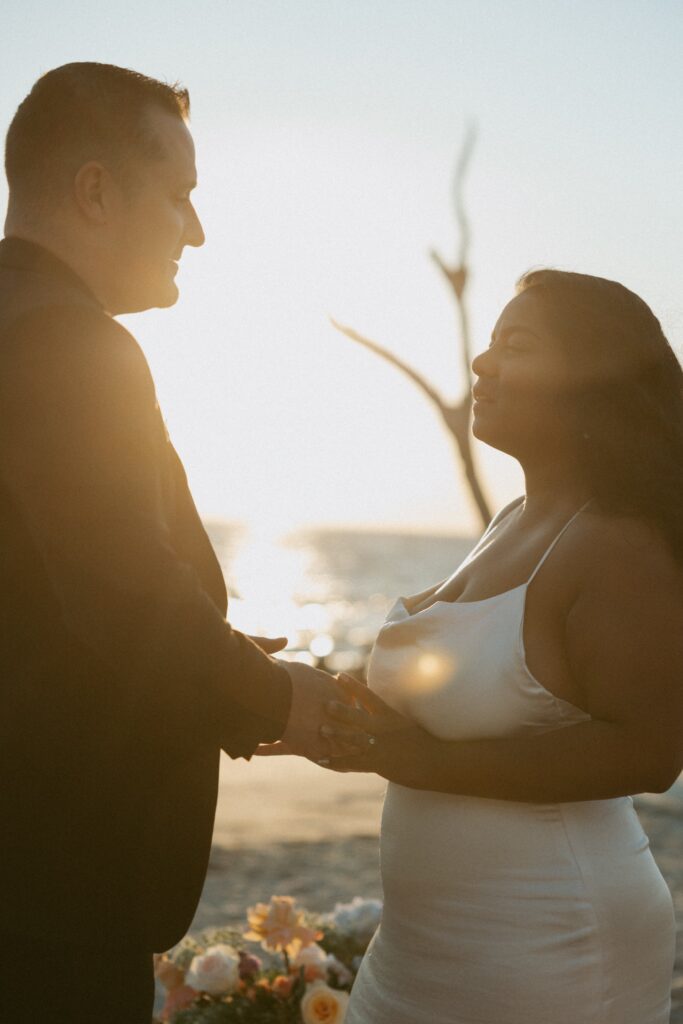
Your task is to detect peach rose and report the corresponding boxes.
[272,973,293,997]
[245,896,322,954]
[301,980,350,1024]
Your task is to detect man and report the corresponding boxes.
[0,62,342,1023]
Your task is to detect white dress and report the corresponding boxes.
[346,502,675,1024]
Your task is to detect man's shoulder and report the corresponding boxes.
[0,255,97,323]
[0,273,148,380]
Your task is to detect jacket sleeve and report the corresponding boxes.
[0,304,291,758]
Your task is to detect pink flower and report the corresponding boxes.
[153,954,186,991]
[238,951,262,979]
[159,985,197,1021]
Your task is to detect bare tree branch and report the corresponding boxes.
[453,121,477,269]
[330,320,492,528]
[431,120,477,389]
[329,319,447,413]
[329,124,493,528]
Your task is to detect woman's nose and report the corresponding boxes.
[471,347,496,377]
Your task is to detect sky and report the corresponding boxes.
[2,0,682,534]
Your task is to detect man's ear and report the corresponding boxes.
[72,161,118,225]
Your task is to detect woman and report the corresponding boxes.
[322,270,683,1023]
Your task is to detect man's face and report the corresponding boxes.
[106,106,205,314]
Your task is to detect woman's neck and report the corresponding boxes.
[518,455,592,520]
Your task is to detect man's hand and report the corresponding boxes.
[247,635,288,655]
[270,661,358,762]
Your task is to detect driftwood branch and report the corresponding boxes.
[329,319,446,412]
[430,121,477,403]
[331,320,492,528]
[331,124,492,528]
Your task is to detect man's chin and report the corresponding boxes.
[154,280,180,309]
[119,280,179,315]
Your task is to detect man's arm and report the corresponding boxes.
[0,304,297,757]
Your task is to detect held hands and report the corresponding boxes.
[247,636,350,761]
[257,670,430,784]
[319,674,431,785]
[262,661,356,763]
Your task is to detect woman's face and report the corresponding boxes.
[471,289,576,458]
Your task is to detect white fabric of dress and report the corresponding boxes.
[346,501,675,1024]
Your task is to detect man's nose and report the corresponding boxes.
[185,201,206,248]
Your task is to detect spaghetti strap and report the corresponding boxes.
[527,499,593,584]
[457,496,526,572]
[479,496,525,545]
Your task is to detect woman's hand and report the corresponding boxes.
[254,672,433,780]
[318,673,434,784]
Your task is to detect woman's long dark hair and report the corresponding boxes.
[516,269,683,562]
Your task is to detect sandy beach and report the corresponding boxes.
[165,756,683,1021]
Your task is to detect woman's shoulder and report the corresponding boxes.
[564,504,682,594]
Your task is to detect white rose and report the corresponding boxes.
[331,897,382,943]
[291,942,329,978]
[186,944,239,996]
[325,954,354,986]
[301,980,350,1023]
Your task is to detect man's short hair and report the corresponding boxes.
[5,62,190,213]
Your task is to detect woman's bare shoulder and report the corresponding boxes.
[564,506,682,594]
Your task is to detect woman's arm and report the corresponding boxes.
[325,521,683,802]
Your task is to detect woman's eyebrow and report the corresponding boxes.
[490,324,541,342]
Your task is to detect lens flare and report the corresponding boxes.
[399,648,455,696]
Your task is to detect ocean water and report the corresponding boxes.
[204,520,475,673]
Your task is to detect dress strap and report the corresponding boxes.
[459,496,525,570]
[527,499,593,585]
[486,495,525,534]
[478,496,525,545]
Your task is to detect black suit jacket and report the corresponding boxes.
[0,237,291,952]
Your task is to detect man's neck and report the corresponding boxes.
[4,218,111,311]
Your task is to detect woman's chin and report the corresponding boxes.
[471,412,494,443]
[471,414,513,455]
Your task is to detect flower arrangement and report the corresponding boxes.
[153,895,382,1023]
